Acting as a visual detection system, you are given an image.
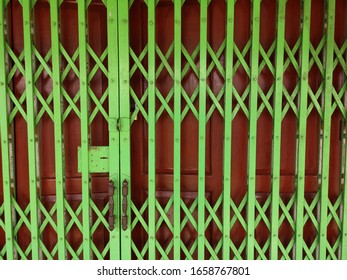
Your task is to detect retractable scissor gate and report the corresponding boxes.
[0,0,347,260]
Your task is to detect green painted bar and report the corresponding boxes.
[198,0,208,260]
[222,0,234,260]
[173,0,182,260]
[22,0,40,259]
[148,0,156,260]
[319,0,335,260]
[342,120,347,259]
[108,0,121,260]
[270,0,286,260]
[118,0,132,260]
[77,0,91,260]
[295,0,311,260]
[50,0,66,259]
[0,0,14,260]
[247,0,261,260]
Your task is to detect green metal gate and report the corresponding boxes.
[1,0,347,260]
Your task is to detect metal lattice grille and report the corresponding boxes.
[0,0,347,260]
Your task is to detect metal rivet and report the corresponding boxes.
[124,138,127,142]
[122,19,127,23]
[228,18,233,23]
[175,138,179,142]
[200,177,203,182]
[0,82,4,86]
[175,20,180,25]
[200,136,204,140]
[201,18,206,23]
[149,81,154,85]
[123,80,127,84]
[149,20,153,25]
[226,137,230,141]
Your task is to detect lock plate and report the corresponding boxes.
[77,146,109,173]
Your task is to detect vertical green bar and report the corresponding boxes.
[50,0,66,259]
[148,0,156,260]
[22,0,39,259]
[77,0,91,260]
[198,0,207,260]
[222,0,234,260]
[342,122,347,259]
[341,6,347,261]
[319,0,335,260]
[270,0,286,260]
[173,0,182,260]
[118,0,131,260]
[109,0,121,260]
[247,0,260,260]
[0,0,14,260]
[295,0,311,260]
